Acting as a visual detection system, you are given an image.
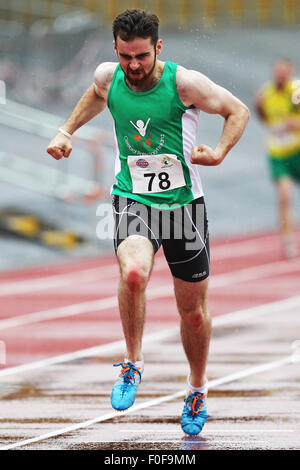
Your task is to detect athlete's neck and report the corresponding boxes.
[274,81,288,90]
[125,60,165,93]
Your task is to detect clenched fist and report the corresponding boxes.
[190,144,222,166]
[47,133,72,160]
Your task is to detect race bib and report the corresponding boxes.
[269,123,299,148]
[127,154,186,194]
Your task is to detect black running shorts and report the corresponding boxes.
[112,195,210,282]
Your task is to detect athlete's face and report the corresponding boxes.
[272,60,294,88]
[114,36,162,87]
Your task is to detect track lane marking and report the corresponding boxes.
[0,258,300,330]
[0,284,173,330]
[0,232,297,296]
[0,294,299,377]
[0,354,295,450]
[0,258,168,296]
[211,235,282,258]
[0,266,118,296]
[0,326,178,377]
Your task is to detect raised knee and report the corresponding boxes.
[123,266,148,293]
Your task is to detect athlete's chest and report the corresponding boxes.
[111,91,177,121]
[263,88,293,119]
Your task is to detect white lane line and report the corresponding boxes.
[212,295,300,327]
[0,233,294,297]
[0,266,118,296]
[0,284,172,330]
[0,257,168,297]
[211,235,281,259]
[0,354,295,450]
[1,294,299,378]
[0,297,118,330]
[211,257,300,288]
[0,325,178,377]
[1,258,300,330]
[0,257,167,297]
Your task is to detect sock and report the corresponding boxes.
[124,357,144,373]
[187,376,208,396]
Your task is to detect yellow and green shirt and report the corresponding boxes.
[260,80,300,158]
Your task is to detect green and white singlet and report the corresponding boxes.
[107,61,203,209]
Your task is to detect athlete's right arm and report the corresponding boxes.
[47,62,117,160]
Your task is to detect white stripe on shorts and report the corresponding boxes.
[167,205,209,266]
[113,203,160,251]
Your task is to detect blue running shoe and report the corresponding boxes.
[110,361,142,411]
[181,391,207,435]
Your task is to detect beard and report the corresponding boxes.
[124,54,157,87]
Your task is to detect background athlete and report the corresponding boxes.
[47,9,249,435]
[254,58,300,259]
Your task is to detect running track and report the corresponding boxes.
[0,229,299,370]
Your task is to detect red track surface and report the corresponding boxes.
[0,229,300,369]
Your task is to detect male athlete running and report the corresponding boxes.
[254,58,300,259]
[47,9,249,435]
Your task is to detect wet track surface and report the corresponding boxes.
[0,291,299,450]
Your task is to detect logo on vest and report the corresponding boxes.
[161,155,173,168]
[124,117,165,154]
[130,118,150,137]
[130,118,153,149]
[136,158,149,168]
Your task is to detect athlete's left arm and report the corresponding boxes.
[177,67,250,166]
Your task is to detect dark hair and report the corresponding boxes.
[113,9,159,46]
